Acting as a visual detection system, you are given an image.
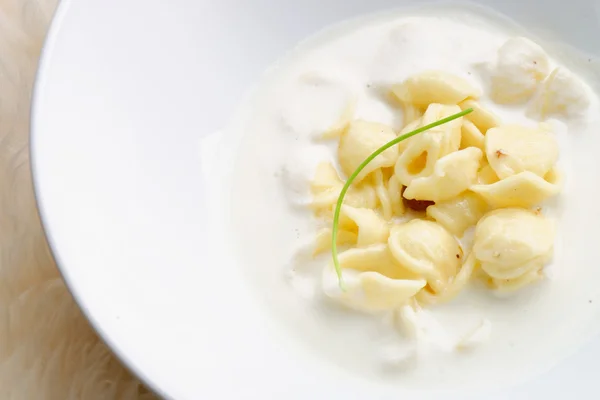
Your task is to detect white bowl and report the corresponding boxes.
[31,0,600,398]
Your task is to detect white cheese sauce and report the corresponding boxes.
[227,5,600,391]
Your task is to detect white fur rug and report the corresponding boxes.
[0,0,157,398]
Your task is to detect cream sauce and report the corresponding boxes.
[228,6,600,390]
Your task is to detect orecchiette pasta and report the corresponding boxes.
[394,104,463,186]
[338,120,398,182]
[416,251,478,306]
[473,208,554,289]
[321,245,426,312]
[305,48,567,317]
[337,204,390,247]
[403,103,423,126]
[485,125,558,180]
[310,162,378,216]
[460,119,485,150]
[313,228,357,256]
[373,169,393,220]
[403,147,483,202]
[311,161,343,190]
[491,37,551,104]
[470,169,561,209]
[476,160,500,185]
[459,99,501,133]
[426,192,488,236]
[397,119,422,149]
[488,268,544,293]
[391,70,481,109]
[387,173,405,217]
[421,103,463,153]
[388,220,461,294]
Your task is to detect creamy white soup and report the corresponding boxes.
[228,5,600,390]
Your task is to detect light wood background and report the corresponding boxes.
[0,0,158,398]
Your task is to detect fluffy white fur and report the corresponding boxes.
[0,0,157,398]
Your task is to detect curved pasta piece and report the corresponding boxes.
[338,205,390,247]
[313,228,357,256]
[477,162,500,185]
[311,186,378,217]
[426,192,488,236]
[403,103,423,126]
[396,119,422,153]
[330,244,418,279]
[338,120,398,183]
[491,37,551,104]
[459,100,501,134]
[323,267,426,313]
[395,104,463,186]
[470,169,561,209]
[403,147,483,202]
[310,162,378,216]
[420,103,463,152]
[481,253,550,280]
[311,162,344,191]
[489,268,544,293]
[530,67,591,118]
[387,174,405,217]
[485,125,558,179]
[373,169,393,220]
[416,251,478,306]
[473,208,554,287]
[391,71,481,108]
[388,220,461,294]
[460,119,485,150]
[321,245,426,312]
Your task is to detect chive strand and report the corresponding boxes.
[332,108,474,290]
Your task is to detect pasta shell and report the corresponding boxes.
[485,124,559,180]
[338,205,390,247]
[321,244,426,312]
[310,162,378,216]
[338,120,398,182]
[395,104,463,186]
[416,252,478,306]
[403,147,482,202]
[489,268,544,293]
[460,119,485,150]
[388,220,461,293]
[373,169,393,220]
[473,208,554,286]
[476,162,500,185]
[426,192,488,236]
[470,169,561,209]
[459,100,501,134]
[322,267,426,313]
[391,70,481,108]
[313,228,357,256]
[387,173,405,217]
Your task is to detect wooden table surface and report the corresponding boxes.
[0,1,156,398]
